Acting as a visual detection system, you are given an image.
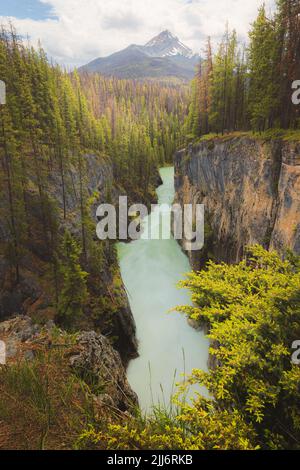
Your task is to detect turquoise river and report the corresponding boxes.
[117,167,209,411]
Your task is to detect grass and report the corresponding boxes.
[0,333,99,450]
[0,324,140,450]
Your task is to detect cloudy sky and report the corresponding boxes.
[0,0,275,68]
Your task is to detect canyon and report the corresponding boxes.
[1,133,300,426]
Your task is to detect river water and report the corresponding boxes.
[117,167,209,412]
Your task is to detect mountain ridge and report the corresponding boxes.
[79,30,200,81]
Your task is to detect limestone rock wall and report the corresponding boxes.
[174,137,300,267]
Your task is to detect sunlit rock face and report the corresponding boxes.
[175,137,300,267]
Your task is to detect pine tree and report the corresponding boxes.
[57,230,88,328]
[247,6,279,130]
[277,0,300,128]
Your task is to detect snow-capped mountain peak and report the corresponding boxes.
[80,30,200,81]
[145,30,176,47]
[144,30,195,59]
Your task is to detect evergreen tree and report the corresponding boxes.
[57,231,88,328]
[248,6,279,131]
[277,0,300,128]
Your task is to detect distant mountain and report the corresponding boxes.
[79,30,200,81]
[143,30,195,58]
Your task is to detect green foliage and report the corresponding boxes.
[0,24,189,329]
[77,72,189,194]
[176,245,300,449]
[57,231,88,328]
[77,246,300,451]
[248,6,280,130]
[186,0,300,138]
[76,393,258,450]
[187,28,247,137]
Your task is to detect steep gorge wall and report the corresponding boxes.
[0,153,138,364]
[174,136,300,267]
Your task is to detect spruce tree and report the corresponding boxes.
[57,230,88,328]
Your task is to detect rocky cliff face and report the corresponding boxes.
[174,136,300,267]
[0,153,138,364]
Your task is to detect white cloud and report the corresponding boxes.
[0,0,276,67]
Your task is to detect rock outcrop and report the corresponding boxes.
[174,136,300,267]
[0,316,138,411]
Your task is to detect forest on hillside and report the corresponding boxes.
[187,0,300,137]
[0,24,188,334]
[78,72,188,185]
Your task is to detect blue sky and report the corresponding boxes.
[0,0,276,68]
[0,0,56,20]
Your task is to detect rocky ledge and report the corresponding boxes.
[0,316,138,412]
